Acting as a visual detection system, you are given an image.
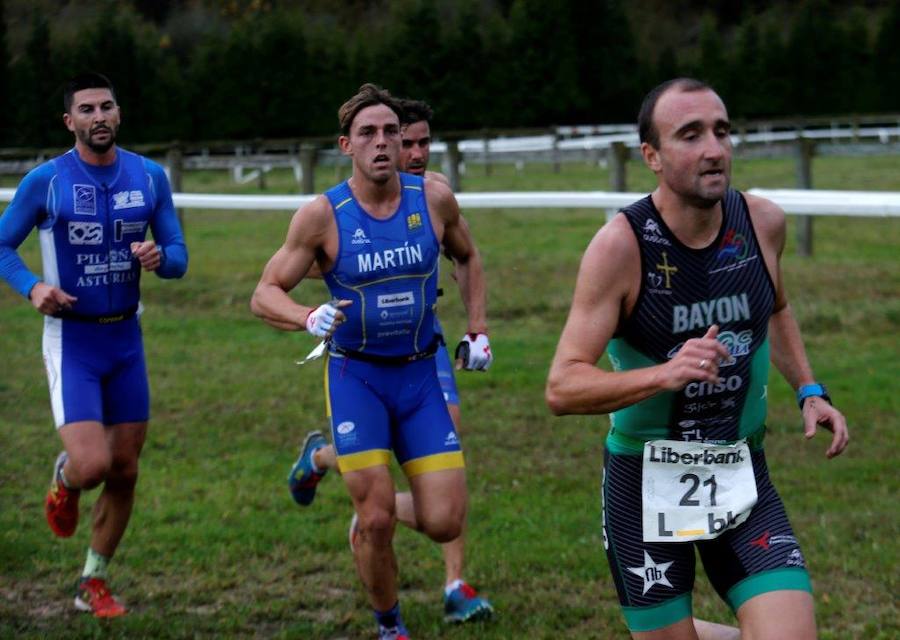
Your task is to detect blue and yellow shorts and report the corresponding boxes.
[325,353,464,477]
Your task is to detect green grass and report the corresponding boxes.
[1,154,898,639]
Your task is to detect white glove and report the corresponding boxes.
[305,300,345,338]
[455,333,492,371]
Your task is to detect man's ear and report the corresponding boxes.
[338,135,352,157]
[641,141,661,172]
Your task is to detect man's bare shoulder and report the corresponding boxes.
[424,176,457,214]
[286,194,334,244]
[586,212,640,265]
[743,191,786,243]
[425,170,451,188]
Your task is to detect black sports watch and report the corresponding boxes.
[796,383,831,410]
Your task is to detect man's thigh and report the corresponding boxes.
[736,590,815,640]
[326,355,392,474]
[43,317,148,428]
[392,357,463,478]
[602,449,698,633]
[698,449,811,611]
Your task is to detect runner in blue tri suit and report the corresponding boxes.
[285,98,492,624]
[547,78,848,640]
[0,73,187,617]
[251,84,490,640]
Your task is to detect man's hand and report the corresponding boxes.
[29,282,77,316]
[131,241,162,271]
[455,333,492,371]
[306,299,352,338]
[802,397,849,458]
[655,325,732,391]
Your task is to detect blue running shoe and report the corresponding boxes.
[288,431,328,506]
[444,581,494,623]
[378,623,410,640]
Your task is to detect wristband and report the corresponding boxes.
[796,383,831,410]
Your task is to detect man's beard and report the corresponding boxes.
[80,127,117,154]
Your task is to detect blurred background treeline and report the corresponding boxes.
[0,0,897,147]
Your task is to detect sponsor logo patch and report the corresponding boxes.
[627,551,674,595]
[73,184,97,215]
[68,221,103,245]
[112,190,146,210]
[377,292,414,308]
[351,228,371,245]
[336,421,355,435]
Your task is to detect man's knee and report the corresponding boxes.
[106,456,139,491]
[356,507,396,545]
[422,518,463,544]
[418,500,465,542]
[70,453,112,489]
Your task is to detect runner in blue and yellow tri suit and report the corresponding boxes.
[287,98,493,625]
[251,84,490,640]
[0,72,187,617]
[547,78,848,640]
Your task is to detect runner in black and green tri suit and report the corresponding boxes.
[547,78,848,640]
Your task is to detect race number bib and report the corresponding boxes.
[642,439,757,542]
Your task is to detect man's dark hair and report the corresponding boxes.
[338,83,403,135]
[63,72,116,113]
[638,78,713,149]
[399,98,433,127]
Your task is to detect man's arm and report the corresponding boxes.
[142,160,188,278]
[747,193,849,458]
[546,215,729,415]
[250,196,344,332]
[0,166,78,314]
[429,182,487,335]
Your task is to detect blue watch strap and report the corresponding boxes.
[797,383,829,409]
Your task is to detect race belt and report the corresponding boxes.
[55,305,139,324]
[641,439,758,542]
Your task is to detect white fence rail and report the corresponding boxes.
[3,188,896,217]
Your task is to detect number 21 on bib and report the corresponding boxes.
[641,439,758,542]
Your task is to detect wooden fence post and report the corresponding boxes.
[300,143,317,194]
[606,142,629,223]
[166,143,184,228]
[482,132,492,177]
[445,139,462,192]
[609,141,628,191]
[552,133,561,174]
[795,137,815,257]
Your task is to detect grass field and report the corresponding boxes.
[1,154,898,639]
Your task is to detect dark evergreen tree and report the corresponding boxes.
[10,13,57,147]
[505,0,580,126]
[785,0,845,116]
[873,0,900,112]
[0,0,8,145]
[566,0,643,123]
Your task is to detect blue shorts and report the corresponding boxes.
[42,316,149,428]
[434,340,460,406]
[325,353,464,477]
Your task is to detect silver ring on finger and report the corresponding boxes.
[699,359,708,370]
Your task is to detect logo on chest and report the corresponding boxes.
[351,228,371,245]
[113,190,146,210]
[73,184,97,216]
